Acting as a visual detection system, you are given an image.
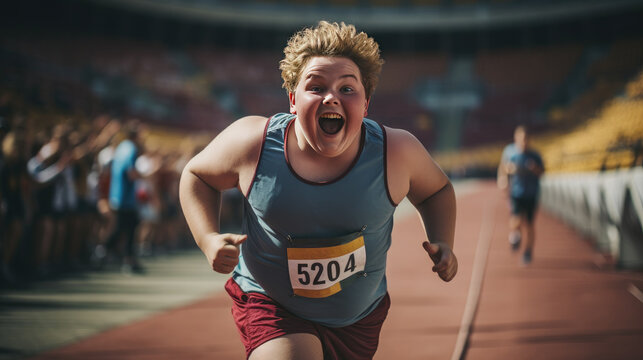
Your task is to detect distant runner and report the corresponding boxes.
[498,125,544,265]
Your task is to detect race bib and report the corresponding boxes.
[287,235,366,298]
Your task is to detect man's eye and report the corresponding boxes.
[341,87,354,93]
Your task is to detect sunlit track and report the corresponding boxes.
[451,195,498,360]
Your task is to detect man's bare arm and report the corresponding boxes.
[179,116,266,273]
[386,128,457,282]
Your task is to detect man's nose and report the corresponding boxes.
[323,91,339,105]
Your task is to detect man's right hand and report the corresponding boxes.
[203,233,247,274]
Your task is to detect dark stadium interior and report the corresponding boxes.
[2,0,643,167]
[2,2,643,359]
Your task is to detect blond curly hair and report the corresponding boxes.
[280,21,384,99]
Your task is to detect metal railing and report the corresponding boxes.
[540,167,643,269]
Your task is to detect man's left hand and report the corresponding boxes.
[423,241,458,282]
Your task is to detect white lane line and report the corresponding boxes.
[628,284,643,303]
[451,195,498,360]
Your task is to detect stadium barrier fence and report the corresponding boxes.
[540,167,643,269]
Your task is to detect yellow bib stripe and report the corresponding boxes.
[287,236,365,260]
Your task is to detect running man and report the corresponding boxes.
[498,125,544,265]
[180,21,458,359]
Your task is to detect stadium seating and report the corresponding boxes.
[434,39,643,175]
[1,22,642,176]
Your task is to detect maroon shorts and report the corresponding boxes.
[225,278,391,359]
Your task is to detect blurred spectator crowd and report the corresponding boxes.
[0,114,196,287]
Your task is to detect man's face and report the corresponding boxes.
[514,129,528,152]
[289,56,369,158]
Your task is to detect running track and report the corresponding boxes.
[31,181,643,359]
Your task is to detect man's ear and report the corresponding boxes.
[364,97,370,117]
[289,92,296,114]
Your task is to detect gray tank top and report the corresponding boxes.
[233,113,396,327]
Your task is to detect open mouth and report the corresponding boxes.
[318,113,345,135]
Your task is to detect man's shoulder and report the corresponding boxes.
[113,140,135,160]
[203,115,269,164]
[380,125,415,142]
[116,139,135,150]
[381,125,430,164]
[222,116,269,145]
[228,115,269,130]
[502,143,516,158]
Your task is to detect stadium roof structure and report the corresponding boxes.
[88,0,643,31]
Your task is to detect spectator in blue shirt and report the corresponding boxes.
[103,120,158,273]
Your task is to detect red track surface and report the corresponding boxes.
[34,182,643,359]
